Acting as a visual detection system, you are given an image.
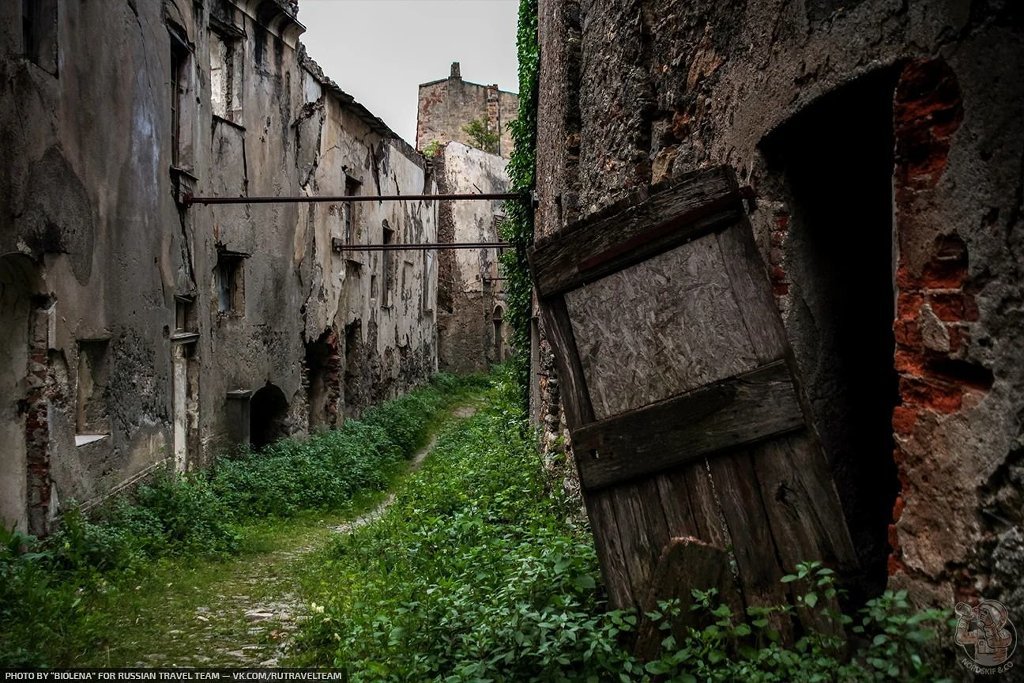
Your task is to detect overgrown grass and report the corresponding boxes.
[290,367,625,679]
[290,368,949,681]
[0,373,484,667]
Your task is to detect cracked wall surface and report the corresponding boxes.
[535,0,1024,637]
[0,0,438,535]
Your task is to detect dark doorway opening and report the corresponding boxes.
[343,320,364,420]
[492,305,505,363]
[306,329,339,431]
[761,68,900,601]
[250,383,288,450]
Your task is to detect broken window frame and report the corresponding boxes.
[208,17,245,124]
[215,250,248,316]
[343,175,361,244]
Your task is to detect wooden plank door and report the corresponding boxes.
[528,166,857,634]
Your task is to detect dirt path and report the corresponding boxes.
[110,406,477,668]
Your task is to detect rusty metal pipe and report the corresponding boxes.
[183,192,526,206]
[334,242,508,251]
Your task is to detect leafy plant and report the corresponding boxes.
[291,375,950,681]
[462,117,500,154]
[639,562,950,682]
[422,139,443,158]
[500,0,539,408]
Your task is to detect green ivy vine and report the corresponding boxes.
[500,0,539,405]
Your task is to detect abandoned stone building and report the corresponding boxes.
[432,142,511,374]
[532,0,1024,644]
[0,0,442,536]
[417,62,519,159]
[417,66,516,374]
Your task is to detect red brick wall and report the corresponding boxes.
[888,59,993,580]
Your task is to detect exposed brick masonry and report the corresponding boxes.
[888,59,992,577]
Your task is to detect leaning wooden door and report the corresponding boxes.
[528,166,856,627]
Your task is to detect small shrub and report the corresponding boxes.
[463,117,500,154]
[422,139,443,158]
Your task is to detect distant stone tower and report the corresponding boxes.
[416,62,519,159]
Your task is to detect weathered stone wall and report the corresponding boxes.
[535,0,1024,631]
[298,58,439,419]
[435,143,510,374]
[417,63,519,158]
[0,0,438,534]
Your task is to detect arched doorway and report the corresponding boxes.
[249,383,288,450]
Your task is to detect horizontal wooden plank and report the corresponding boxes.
[528,166,741,299]
[573,361,805,491]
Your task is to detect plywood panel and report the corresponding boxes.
[565,235,759,419]
[529,166,741,298]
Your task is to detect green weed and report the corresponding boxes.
[0,373,482,666]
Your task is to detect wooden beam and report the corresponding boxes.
[529,166,741,299]
[573,361,804,491]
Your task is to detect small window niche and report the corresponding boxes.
[381,220,395,309]
[343,175,361,244]
[22,0,58,76]
[173,295,199,342]
[169,28,191,168]
[216,250,247,315]
[209,24,243,124]
[76,339,110,443]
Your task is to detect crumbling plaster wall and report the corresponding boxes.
[0,0,439,534]
[435,142,510,374]
[535,0,1024,622]
[299,78,439,413]
[0,0,188,524]
[196,0,309,458]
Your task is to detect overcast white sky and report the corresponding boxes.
[298,0,520,145]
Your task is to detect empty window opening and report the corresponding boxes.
[22,0,58,75]
[209,31,242,122]
[175,295,197,333]
[306,330,340,431]
[170,29,190,167]
[76,340,110,437]
[381,221,395,308]
[344,175,361,243]
[249,383,288,450]
[761,68,900,602]
[216,251,246,314]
